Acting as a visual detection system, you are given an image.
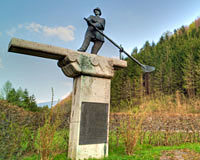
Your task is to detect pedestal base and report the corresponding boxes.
[68,75,110,160]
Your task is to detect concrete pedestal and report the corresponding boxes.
[68,76,110,159]
[58,51,127,160]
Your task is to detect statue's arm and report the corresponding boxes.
[94,18,105,30]
[86,16,93,25]
[85,16,105,30]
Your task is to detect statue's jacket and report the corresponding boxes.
[85,15,105,42]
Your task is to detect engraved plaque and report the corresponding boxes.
[79,102,108,145]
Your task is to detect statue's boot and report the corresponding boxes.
[77,48,86,52]
[78,37,90,52]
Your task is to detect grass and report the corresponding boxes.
[22,153,68,160]
[22,132,200,160]
[107,129,200,160]
[87,143,200,160]
[112,92,200,114]
[22,144,198,160]
[2,93,200,160]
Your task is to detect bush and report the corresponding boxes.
[0,112,35,159]
[34,109,69,160]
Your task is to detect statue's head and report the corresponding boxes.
[93,7,101,16]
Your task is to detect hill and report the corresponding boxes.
[53,92,72,114]
[0,99,70,131]
[111,17,200,111]
[0,100,44,129]
[0,99,70,159]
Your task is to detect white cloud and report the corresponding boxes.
[0,32,2,36]
[24,23,42,32]
[7,22,75,42]
[6,27,17,37]
[22,23,75,42]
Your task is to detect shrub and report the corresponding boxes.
[0,112,35,159]
[34,109,69,160]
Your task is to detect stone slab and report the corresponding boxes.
[8,38,127,78]
[8,38,127,69]
[8,38,69,60]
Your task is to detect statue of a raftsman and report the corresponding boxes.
[78,7,105,55]
[78,8,155,72]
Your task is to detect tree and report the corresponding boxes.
[182,51,195,97]
[1,81,12,100]
[111,17,200,109]
[194,49,200,96]
[0,81,40,112]
[7,88,19,105]
[131,47,138,55]
[28,95,38,111]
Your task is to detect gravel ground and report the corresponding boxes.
[110,113,200,131]
[160,149,200,160]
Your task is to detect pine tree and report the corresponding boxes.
[194,49,200,96]
[1,81,12,100]
[7,88,19,105]
[111,18,200,109]
[182,51,196,97]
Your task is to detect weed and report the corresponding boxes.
[119,107,149,155]
[34,108,69,160]
[0,111,35,159]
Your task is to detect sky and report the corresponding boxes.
[0,0,200,103]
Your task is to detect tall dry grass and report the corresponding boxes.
[35,105,69,160]
[35,88,68,160]
[111,92,200,154]
[137,91,200,114]
[118,107,150,155]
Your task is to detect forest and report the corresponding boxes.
[111,18,200,111]
[0,81,47,112]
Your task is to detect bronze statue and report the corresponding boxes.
[78,7,105,54]
[77,8,155,72]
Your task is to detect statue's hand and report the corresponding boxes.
[91,19,96,23]
[84,18,90,25]
[84,17,96,28]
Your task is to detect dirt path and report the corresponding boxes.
[160,149,200,160]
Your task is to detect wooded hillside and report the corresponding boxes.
[111,18,200,110]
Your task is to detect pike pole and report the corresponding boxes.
[84,18,155,72]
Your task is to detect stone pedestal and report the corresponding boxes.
[8,38,127,160]
[68,76,110,159]
[58,52,127,160]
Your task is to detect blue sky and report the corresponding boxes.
[0,0,200,103]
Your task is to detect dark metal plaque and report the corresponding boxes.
[79,102,108,145]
